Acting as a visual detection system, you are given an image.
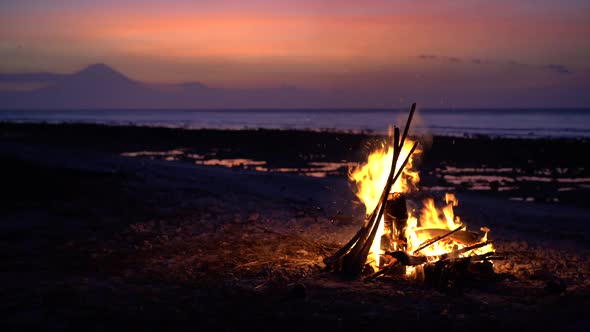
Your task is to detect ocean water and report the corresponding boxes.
[1,109,589,138]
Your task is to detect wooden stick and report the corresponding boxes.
[325,104,418,276]
[414,228,479,245]
[467,252,495,262]
[399,103,416,147]
[339,128,402,274]
[412,223,464,254]
[437,240,493,260]
[325,129,403,268]
[365,127,401,225]
[363,103,415,227]
[353,141,417,265]
[340,141,418,275]
[385,251,428,266]
[323,226,363,267]
[365,260,400,280]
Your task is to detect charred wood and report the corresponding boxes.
[437,240,493,260]
[412,224,464,254]
[382,192,408,253]
[414,228,479,245]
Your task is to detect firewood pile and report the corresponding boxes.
[324,104,498,291]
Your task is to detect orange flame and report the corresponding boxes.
[349,136,493,272]
[350,139,420,215]
[349,138,420,267]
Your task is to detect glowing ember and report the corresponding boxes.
[349,134,494,274]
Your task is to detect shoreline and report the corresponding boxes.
[2,107,590,139]
[2,122,589,207]
[4,119,590,139]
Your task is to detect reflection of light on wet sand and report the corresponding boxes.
[441,166,515,173]
[304,161,358,177]
[273,167,300,173]
[308,161,358,170]
[509,197,537,202]
[444,175,514,183]
[121,150,358,177]
[196,159,267,167]
[558,187,576,192]
[122,150,184,158]
[509,196,559,203]
[305,172,328,178]
[444,174,590,185]
[193,160,356,177]
[187,153,205,160]
[518,176,590,183]
[120,151,590,189]
[423,186,455,191]
[437,165,589,194]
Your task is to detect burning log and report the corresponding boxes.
[412,224,464,254]
[386,251,428,266]
[419,251,498,292]
[365,259,401,280]
[436,240,493,260]
[382,192,408,253]
[422,257,473,291]
[384,245,500,269]
[414,228,479,245]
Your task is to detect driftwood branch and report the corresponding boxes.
[414,228,479,245]
[437,240,493,260]
[365,260,401,280]
[386,251,428,266]
[412,224,464,254]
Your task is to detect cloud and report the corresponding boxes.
[417,56,573,75]
[417,54,438,60]
[546,64,571,74]
[417,54,462,63]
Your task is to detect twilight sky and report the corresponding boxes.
[1,0,589,107]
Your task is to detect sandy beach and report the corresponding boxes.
[2,123,590,331]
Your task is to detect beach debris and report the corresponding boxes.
[325,103,496,288]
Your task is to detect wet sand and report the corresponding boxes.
[1,123,589,331]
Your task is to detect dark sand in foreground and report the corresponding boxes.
[1,123,589,331]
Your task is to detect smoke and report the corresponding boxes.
[393,106,433,174]
[393,106,433,150]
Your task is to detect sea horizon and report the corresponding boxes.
[2,108,590,138]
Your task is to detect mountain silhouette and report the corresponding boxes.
[28,64,164,108]
[4,63,586,108]
[0,64,322,109]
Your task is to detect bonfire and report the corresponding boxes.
[325,104,497,288]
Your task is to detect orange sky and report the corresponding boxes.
[1,0,589,89]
